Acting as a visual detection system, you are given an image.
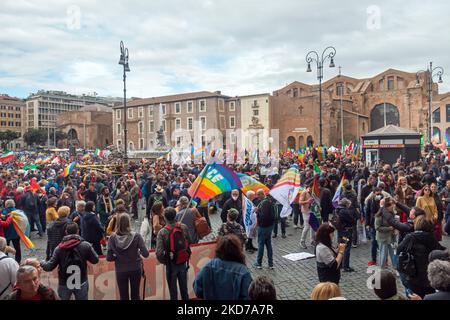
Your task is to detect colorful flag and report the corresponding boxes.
[35,157,43,165]
[63,162,76,177]
[313,162,321,174]
[29,178,45,194]
[238,173,270,195]
[22,164,39,170]
[81,153,91,161]
[332,174,346,208]
[269,165,302,218]
[242,195,257,238]
[11,210,34,249]
[311,175,321,199]
[51,156,61,164]
[94,148,104,157]
[0,151,14,163]
[188,162,243,200]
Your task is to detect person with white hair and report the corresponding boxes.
[0,236,19,299]
[2,199,22,263]
[5,265,58,300]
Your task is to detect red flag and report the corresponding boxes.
[311,175,321,198]
[29,178,45,194]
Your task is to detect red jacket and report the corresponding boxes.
[0,215,13,237]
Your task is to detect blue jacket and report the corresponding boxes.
[193,258,252,300]
[45,181,59,194]
[80,211,104,244]
[2,207,19,240]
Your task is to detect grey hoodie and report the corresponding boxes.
[106,232,149,273]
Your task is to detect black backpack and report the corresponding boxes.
[23,192,37,211]
[397,235,416,277]
[59,246,85,281]
[164,222,191,265]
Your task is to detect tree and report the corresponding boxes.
[55,131,68,145]
[24,129,47,147]
[0,130,20,150]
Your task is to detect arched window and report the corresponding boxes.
[307,135,314,147]
[433,108,441,123]
[298,136,305,148]
[287,136,296,150]
[370,103,400,131]
[138,121,144,134]
[129,142,134,151]
[446,128,450,144]
[433,127,441,142]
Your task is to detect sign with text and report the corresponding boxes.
[40,241,217,300]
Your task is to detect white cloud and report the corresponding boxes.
[1,0,450,98]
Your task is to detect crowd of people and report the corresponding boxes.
[0,147,450,300]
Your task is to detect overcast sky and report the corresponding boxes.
[1,0,449,99]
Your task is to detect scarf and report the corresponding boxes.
[103,195,112,214]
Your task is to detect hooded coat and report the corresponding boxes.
[106,232,149,273]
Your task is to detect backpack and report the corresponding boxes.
[23,192,37,211]
[195,215,211,239]
[330,208,345,232]
[397,235,416,277]
[59,246,85,281]
[164,223,191,265]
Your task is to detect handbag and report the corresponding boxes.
[195,215,211,239]
[397,235,416,277]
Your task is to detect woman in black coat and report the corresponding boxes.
[397,215,446,298]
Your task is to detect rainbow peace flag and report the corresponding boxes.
[188,163,243,200]
[332,174,346,208]
[11,210,34,249]
[63,162,76,177]
[238,173,269,195]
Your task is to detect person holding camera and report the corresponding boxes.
[315,223,346,284]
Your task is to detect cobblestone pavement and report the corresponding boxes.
[24,202,450,300]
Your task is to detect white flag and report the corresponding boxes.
[269,165,302,218]
[242,195,257,238]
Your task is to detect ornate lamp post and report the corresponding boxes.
[118,41,130,164]
[306,46,336,146]
[416,62,444,143]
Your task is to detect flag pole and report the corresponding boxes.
[189,161,214,206]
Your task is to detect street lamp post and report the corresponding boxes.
[306,46,336,146]
[119,41,130,165]
[416,62,444,143]
[337,66,344,149]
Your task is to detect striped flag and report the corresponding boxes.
[94,149,104,157]
[188,162,243,200]
[269,165,302,218]
[332,175,346,208]
[242,195,257,238]
[238,173,270,195]
[63,162,76,177]
[0,151,14,163]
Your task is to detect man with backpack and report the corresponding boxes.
[146,185,168,218]
[156,207,191,300]
[254,189,276,270]
[21,186,44,237]
[41,222,99,300]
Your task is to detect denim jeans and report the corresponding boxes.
[378,243,395,268]
[337,229,353,268]
[300,213,315,244]
[166,262,189,300]
[25,210,43,235]
[116,269,142,300]
[273,217,287,236]
[291,203,304,226]
[58,281,89,300]
[370,227,378,262]
[257,226,273,266]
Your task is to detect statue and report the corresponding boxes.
[156,126,165,147]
